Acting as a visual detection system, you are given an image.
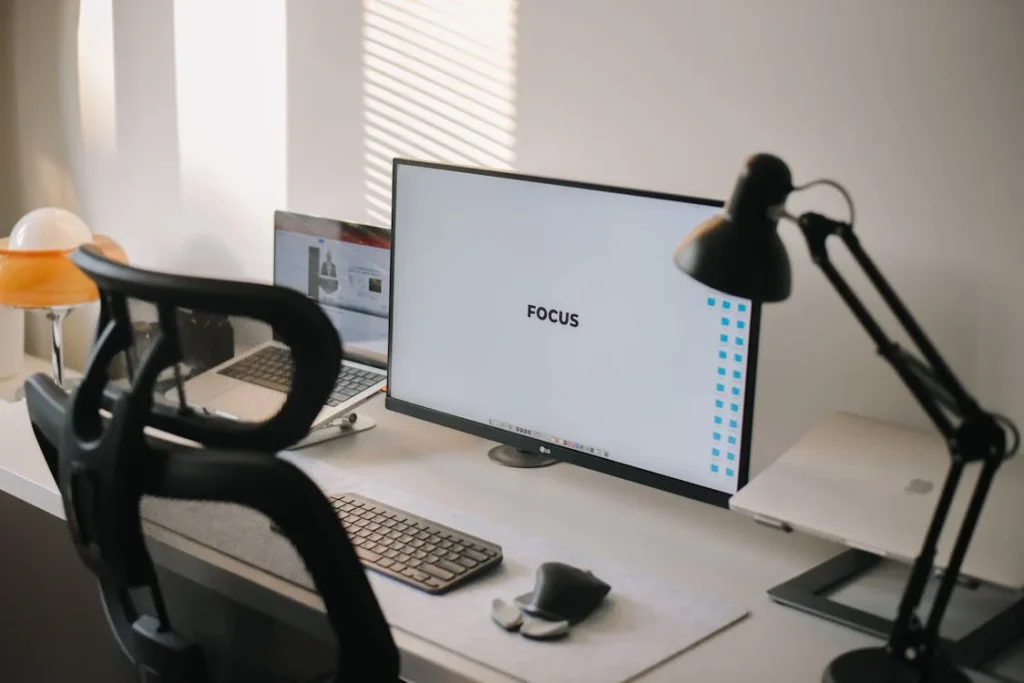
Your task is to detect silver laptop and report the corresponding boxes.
[175,211,390,445]
[730,411,1024,589]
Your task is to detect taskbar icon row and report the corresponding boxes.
[488,418,609,459]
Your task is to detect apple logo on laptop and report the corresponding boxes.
[905,478,934,495]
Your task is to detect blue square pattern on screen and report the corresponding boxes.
[722,301,731,310]
[716,383,725,392]
[714,416,723,425]
[713,432,722,441]
[715,399,724,409]
[735,336,745,347]
[718,350,727,360]
[721,317,730,327]
[732,370,742,379]
[729,419,738,429]
[717,367,726,376]
[727,452,736,461]
[706,297,716,307]
[712,447,720,457]
[720,333,729,343]
[738,303,747,312]
[730,403,740,412]
[731,387,741,396]
[726,468,735,477]
[737,320,746,330]
[711,463,720,473]
[734,353,743,363]
[728,435,737,445]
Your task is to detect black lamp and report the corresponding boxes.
[675,154,1017,683]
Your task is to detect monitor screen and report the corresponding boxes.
[386,161,760,505]
[273,210,390,363]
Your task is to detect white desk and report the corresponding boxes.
[0,390,1017,682]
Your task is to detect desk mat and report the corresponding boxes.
[142,453,747,683]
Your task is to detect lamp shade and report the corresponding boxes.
[673,154,795,302]
[0,209,127,308]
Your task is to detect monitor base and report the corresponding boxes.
[823,647,969,683]
[488,445,558,468]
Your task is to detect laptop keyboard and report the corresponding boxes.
[218,345,384,407]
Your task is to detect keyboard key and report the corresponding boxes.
[377,558,395,569]
[451,544,466,554]
[426,554,441,564]
[407,569,431,583]
[397,553,411,563]
[426,578,445,590]
[421,564,455,581]
[391,562,407,573]
[455,556,478,569]
[423,544,437,553]
[407,559,423,568]
[444,551,461,562]
[463,549,489,562]
[436,559,466,575]
[384,549,398,559]
[413,550,427,559]
[355,547,381,563]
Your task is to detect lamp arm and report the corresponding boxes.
[796,214,957,439]
[794,212,1009,671]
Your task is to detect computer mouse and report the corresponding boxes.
[515,562,611,624]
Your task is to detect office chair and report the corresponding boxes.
[24,245,401,682]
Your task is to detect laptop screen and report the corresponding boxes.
[273,210,390,364]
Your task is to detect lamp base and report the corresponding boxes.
[823,647,970,683]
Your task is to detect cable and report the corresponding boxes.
[793,178,856,228]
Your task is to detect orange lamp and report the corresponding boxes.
[0,208,127,387]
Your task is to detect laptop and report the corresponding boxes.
[175,211,390,446]
[730,411,1024,589]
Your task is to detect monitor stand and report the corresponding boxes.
[487,444,558,468]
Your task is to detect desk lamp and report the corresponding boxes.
[0,208,127,387]
[673,154,1018,683]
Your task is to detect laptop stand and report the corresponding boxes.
[768,548,1024,669]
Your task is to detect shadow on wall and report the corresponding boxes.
[360,0,519,225]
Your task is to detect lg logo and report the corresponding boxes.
[539,446,551,454]
[527,304,580,328]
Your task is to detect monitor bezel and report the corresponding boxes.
[385,159,760,509]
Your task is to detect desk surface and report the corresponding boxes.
[0,390,1018,682]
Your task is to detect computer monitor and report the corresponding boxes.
[386,160,761,506]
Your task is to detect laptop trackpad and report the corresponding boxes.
[207,385,284,423]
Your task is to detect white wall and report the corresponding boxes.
[11,0,1024,471]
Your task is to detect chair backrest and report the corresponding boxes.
[25,244,400,682]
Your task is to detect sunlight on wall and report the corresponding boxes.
[173,0,287,280]
[76,0,117,158]
[362,0,518,226]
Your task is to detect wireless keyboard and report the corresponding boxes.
[331,493,503,594]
